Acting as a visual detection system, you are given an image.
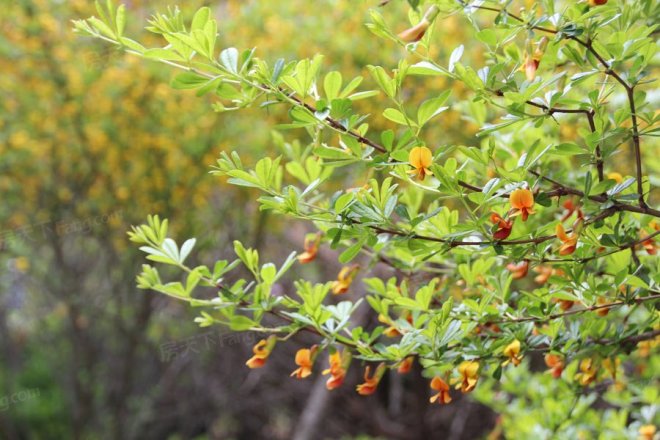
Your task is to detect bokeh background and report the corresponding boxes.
[2,1,652,439]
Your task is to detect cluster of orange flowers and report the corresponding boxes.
[246,340,401,395]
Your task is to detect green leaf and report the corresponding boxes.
[448,45,464,73]
[220,47,239,73]
[417,90,450,126]
[115,4,126,37]
[367,65,396,98]
[339,238,365,263]
[191,7,210,31]
[171,72,209,89]
[324,71,342,100]
[383,108,413,126]
[229,315,257,331]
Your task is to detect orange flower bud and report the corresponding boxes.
[595,297,610,317]
[397,5,439,43]
[491,212,513,240]
[509,188,535,221]
[544,353,564,378]
[507,261,529,280]
[245,336,277,369]
[397,356,414,374]
[556,223,578,255]
[331,264,360,295]
[588,0,608,6]
[560,199,584,222]
[429,377,452,404]
[297,232,322,264]
[356,363,386,395]
[407,146,434,180]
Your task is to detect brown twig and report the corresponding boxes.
[491,294,660,324]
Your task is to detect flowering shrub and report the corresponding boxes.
[76,0,659,436]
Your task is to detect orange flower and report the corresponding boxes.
[491,212,513,240]
[639,425,656,440]
[588,0,608,6]
[544,353,564,379]
[407,146,434,180]
[397,5,439,43]
[429,377,452,404]
[502,339,523,367]
[331,264,360,295]
[397,356,414,374]
[455,361,479,393]
[245,336,277,369]
[507,261,528,280]
[290,345,318,379]
[556,223,579,255]
[509,188,535,221]
[322,349,350,390]
[356,363,386,395]
[575,358,598,386]
[297,232,321,264]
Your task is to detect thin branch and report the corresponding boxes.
[491,294,660,324]
[586,111,604,182]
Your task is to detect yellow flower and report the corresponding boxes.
[509,188,535,221]
[502,339,523,367]
[607,172,623,183]
[407,146,434,180]
[429,377,452,404]
[639,425,656,440]
[455,361,479,393]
